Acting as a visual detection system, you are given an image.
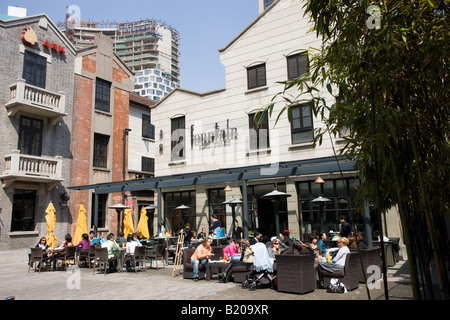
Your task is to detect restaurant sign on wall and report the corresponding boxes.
[21,26,66,54]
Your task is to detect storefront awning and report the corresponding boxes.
[68,156,356,194]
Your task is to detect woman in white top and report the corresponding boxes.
[125,233,142,271]
[316,237,350,288]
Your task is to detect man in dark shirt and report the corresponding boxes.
[340,216,352,238]
[281,229,294,247]
[232,219,243,240]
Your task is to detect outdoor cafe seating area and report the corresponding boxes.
[27,228,399,296]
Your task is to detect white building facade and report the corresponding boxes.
[151,0,372,241]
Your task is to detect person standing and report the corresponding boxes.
[339,216,352,238]
[209,215,221,235]
[232,219,243,240]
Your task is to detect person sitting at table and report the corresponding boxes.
[223,240,241,260]
[117,232,127,248]
[33,237,50,268]
[51,234,74,270]
[197,227,207,240]
[218,240,249,283]
[281,229,294,247]
[190,237,213,282]
[102,233,120,273]
[183,223,192,247]
[316,237,350,288]
[267,238,281,261]
[92,231,105,246]
[125,233,142,271]
[75,233,90,252]
[318,232,328,256]
[36,237,49,250]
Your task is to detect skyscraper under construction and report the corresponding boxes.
[59,16,180,102]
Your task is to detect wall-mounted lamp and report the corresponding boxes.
[224,185,232,191]
[60,192,70,207]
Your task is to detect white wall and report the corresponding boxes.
[152,0,339,178]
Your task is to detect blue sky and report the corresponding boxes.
[4,0,260,92]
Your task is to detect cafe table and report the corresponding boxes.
[206,260,229,281]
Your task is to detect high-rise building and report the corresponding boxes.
[58,17,180,102]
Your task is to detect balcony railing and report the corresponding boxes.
[1,150,63,189]
[5,79,66,125]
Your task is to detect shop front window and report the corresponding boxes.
[163,191,196,234]
[297,178,361,241]
[245,183,287,238]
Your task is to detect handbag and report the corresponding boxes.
[326,278,346,293]
[243,248,254,263]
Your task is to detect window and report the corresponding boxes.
[287,52,308,80]
[91,193,107,229]
[95,78,111,112]
[18,116,43,156]
[23,51,46,88]
[291,104,313,144]
[142,114,155,139]
[208,189,226,232]
[93,133,109,168]
[163,191,196,234]
[171,116,185,161]
[141,156,155,173]
[247,63,266,90]
[248,113,269,150]
[11,190,36,232]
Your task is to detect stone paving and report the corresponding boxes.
[0,251,413,301]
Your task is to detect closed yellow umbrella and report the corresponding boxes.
[45,201,57,248]
[123,208,135,239]
[73,204,87,245]
[137,207,150,240]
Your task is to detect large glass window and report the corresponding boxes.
[297,178,362,241]
[247,63,266,90]
[95,78,111,112]
[291,104,313,144]
[171,116,185,161]
[23,51,46,88]
[11,189,36,232]
[163,191,196,234]
[18,116,43,156]
[93,133,109,168]
[245,183,287,238]
[248,113,269,150]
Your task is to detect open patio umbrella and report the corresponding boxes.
[137,207,150,240]
[123,208,135,239]
[45,201,57,248]
[73,204,87,245]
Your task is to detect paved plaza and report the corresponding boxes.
[0,249,413,302]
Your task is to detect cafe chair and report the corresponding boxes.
[93,247,117,275]
[145,244,166,269]
[28,248,51,273]
[78,245,96,269]
[320,251,359,291]
[124,246,146,273]
[276,253,316,294]
[182,248,206,280]
[53,246,77,271]
[350,247,382,283]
